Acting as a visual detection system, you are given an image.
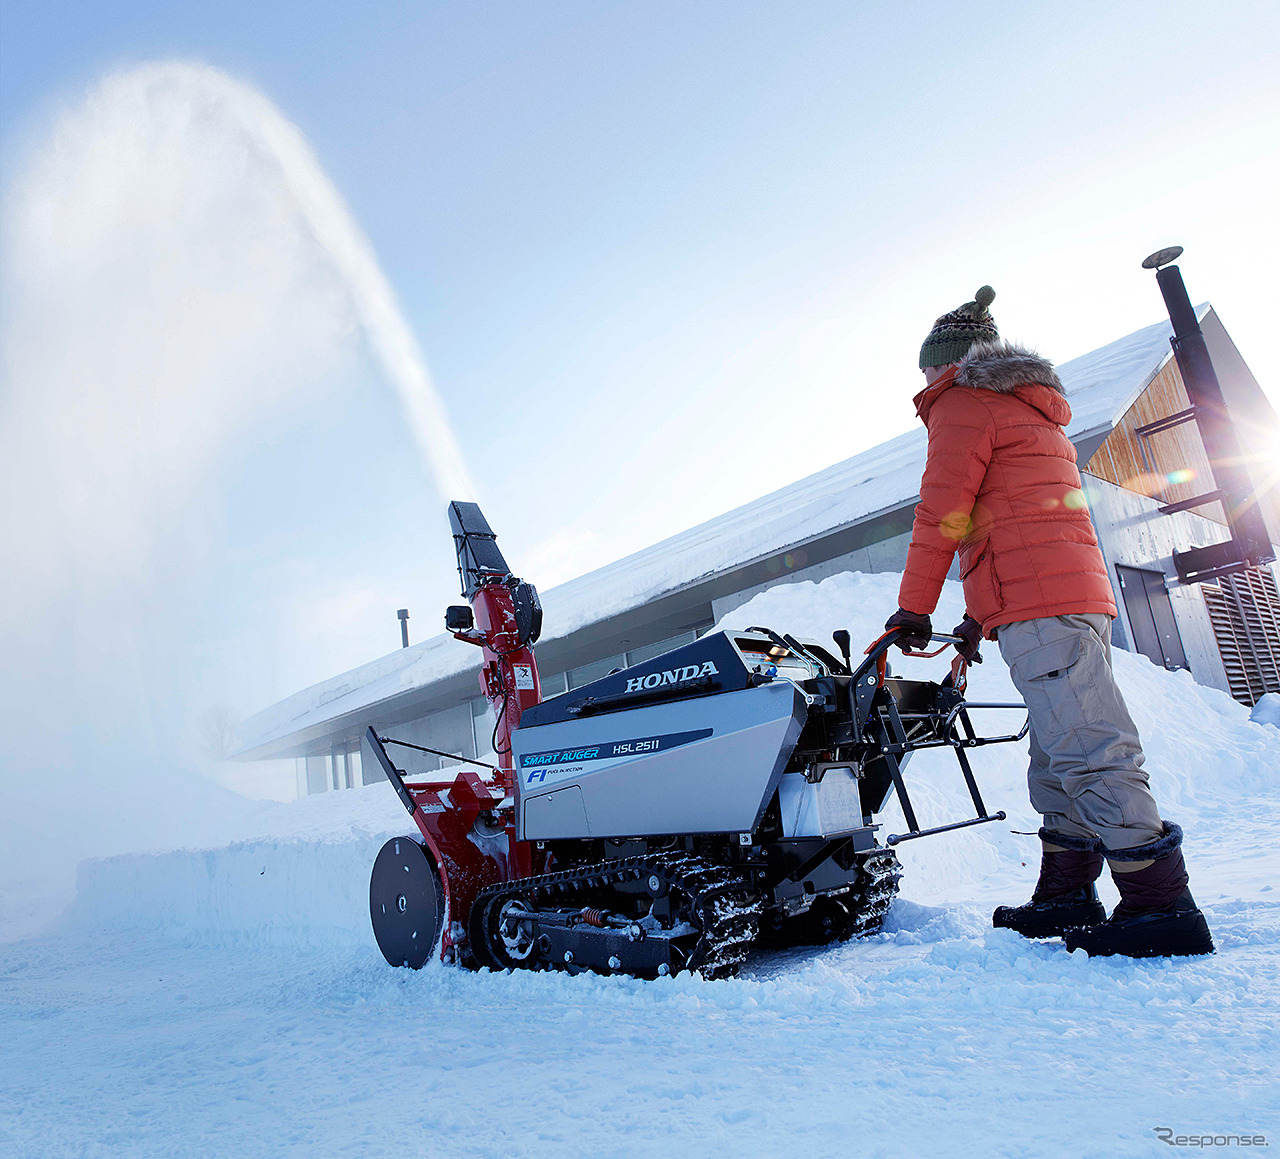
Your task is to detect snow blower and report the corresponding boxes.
[366,502,1028,979]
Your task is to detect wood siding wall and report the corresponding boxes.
[1083,358,1228,525]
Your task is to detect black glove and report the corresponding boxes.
[885,607,932,652]
[951,614,983,662]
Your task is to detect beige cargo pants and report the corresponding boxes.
[996,613,1164,851]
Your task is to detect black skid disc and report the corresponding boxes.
[370,837,444,968]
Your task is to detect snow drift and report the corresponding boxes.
[62,780,408,949]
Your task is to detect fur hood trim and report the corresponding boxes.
[956,340,1063,396]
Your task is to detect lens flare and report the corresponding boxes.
[1119,467,1197,497]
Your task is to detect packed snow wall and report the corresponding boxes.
[56,573,1280,951]
[66,833,390,950]
[62,784,409,948]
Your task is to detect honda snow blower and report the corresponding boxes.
[366,502,1028,979]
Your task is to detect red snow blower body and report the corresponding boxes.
[366,502,1026,979]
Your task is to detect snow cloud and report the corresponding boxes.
[0,63,471,928]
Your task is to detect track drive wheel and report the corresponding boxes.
[370,836,445,968]
[760,847,902,948]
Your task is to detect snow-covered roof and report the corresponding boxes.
[235,310,1190,758]
[1055,311,1193,444]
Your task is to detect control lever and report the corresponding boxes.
[832,630,852,675]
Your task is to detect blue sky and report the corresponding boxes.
[2,1,1278,726]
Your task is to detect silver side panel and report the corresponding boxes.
[514,682,806,840]
[523,785,588,835]
[777,768,866,838]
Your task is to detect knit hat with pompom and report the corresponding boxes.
[919,285,998,369]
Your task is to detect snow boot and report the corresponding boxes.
[992,828,1105,938]
[1064,822,1214,958]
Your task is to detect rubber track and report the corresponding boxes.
[470,852,762,980]
[842,848,903,937]
[761,848,903,947]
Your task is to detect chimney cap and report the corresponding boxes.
[1142,245,1183,270]
[397,608,410,620]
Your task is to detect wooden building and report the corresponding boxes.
[1078,307,1280,706]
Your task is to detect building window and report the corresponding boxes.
[295,742,366,795]
[1202,566,1280,706]
[471,696,492,758]
[305,754,329,795]
[360,738,381,786]
[538,671,568,699]
[337,741,360,789]
[625,631,698,667]
[562,629,713,692]
[567,653,628,689]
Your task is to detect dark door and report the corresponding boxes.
[1117,565,1189,671]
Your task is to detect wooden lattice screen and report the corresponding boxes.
[1202,566,1280,706]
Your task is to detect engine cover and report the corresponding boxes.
[513,680,806,840]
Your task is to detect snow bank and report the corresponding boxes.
[1252,692,1280,729]
[64,836,386,949]
[56,571,1280,952]
[60,781,408,947]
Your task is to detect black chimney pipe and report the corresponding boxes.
[1144,248,1275,583]
[398,608,410,648]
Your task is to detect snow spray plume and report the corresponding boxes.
[206,68,476,504]
[0,62,473,937]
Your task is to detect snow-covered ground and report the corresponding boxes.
[3,573,1278,1157]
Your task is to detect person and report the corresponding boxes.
[883,286,1213,958]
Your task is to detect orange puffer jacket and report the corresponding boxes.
[897,341,1117,638]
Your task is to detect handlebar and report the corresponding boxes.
[853,627,979,688]
[868,626,963,654]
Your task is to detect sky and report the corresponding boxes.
[1,0,1278,764]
